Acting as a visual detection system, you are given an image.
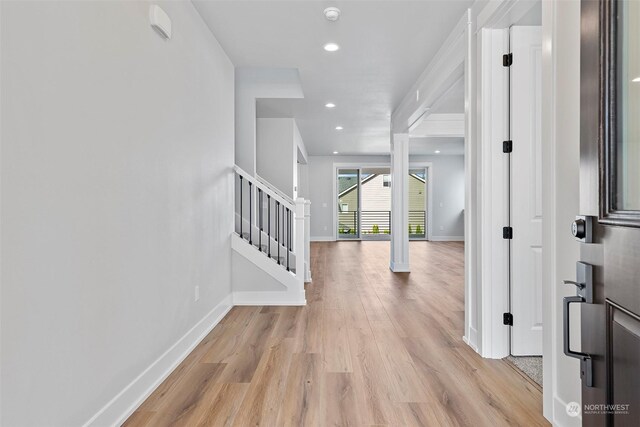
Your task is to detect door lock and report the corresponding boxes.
[571,215,594,243]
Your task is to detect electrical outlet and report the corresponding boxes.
[440,225,444,231]
[194,286,200,302]
[324,226,328,231]
[322,202,327,208]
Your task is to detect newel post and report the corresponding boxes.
[295,198,306,301]
[304,200,312,283]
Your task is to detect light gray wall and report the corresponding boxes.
[412,155,465,238]
[234,68,303,174]
[0,1,234,425]
[307,154,465,239]
[256,118,296,199]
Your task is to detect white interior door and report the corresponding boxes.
[510,26,543,356]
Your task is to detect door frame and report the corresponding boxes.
[409,162,434,241]
[333,162,390,241]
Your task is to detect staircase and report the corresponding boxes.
[232,165,307,305]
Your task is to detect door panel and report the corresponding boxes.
[579,1,640,425]
[510,26,543,356]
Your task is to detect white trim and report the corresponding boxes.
[463,327,479,352]
[409,113,465,137]
[389,261,410,273]
[231,233,299,290]
[478,27,510,359]
[310,236,335,242]
[541,0,558,420]
[82,295,233,427]
[429,236,465,242]
[409,161,433,241]
[232,291,306,306]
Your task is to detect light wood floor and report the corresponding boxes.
[125,241,548,427]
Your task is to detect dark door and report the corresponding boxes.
[578,1,640,425]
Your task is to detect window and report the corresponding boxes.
[340,203,349,212]
[383,174,391,187]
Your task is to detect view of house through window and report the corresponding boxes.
[337,167,427,240]
[337,169,359,238]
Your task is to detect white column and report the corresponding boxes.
[390,133,410,272]
[304,200,312,283]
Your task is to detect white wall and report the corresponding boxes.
[234,68,303,174]
[307,155,464,240]
[0,1,234,426]
[256,118,297,199]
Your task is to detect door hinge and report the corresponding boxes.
[503,140,513,153]
[503,53,513,67]
[503,226,513,239]
[503,312,513,326]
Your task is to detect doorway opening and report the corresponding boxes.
[336,166,430,241]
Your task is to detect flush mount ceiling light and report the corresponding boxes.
[324,42,340,52]
[335,126,343,130]
[435,150,441,154]
[325,102,336,108]
[324,7,341,21]
[333,151,339,154]
[633,77,640,82]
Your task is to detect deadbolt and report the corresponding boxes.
[572,215,593,243]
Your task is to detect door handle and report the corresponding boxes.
[563,279,585,289]
[563,295,593,387]
[562,261,595,388]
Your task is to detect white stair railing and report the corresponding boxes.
[233,166,306,286]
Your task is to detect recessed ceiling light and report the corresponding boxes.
[633,77,640,82]
[335,126,343,130]
[435,150,441,154]
[325,102,336,108]
[324,42,340,52]
[333,151,339,154]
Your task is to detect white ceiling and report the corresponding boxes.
[193,0,473,156]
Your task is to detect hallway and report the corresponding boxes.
[125,241,547,426]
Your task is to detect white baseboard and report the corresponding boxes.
[310,236,335,242]
[463,327,479,353]
[83,294,233,427]
[430,236,465,241]
[233,291,306,306]
[389,262,410,272]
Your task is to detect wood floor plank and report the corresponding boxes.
[193,383,249,427]
[276,353,323,427]
[217,312,279,383]
[322,308,353,372]
[145,363,226,427]
[231,338,295,426]
[126,241,548,427]
[322,372,363,427]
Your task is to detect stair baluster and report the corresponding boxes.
[268,195,271,257]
